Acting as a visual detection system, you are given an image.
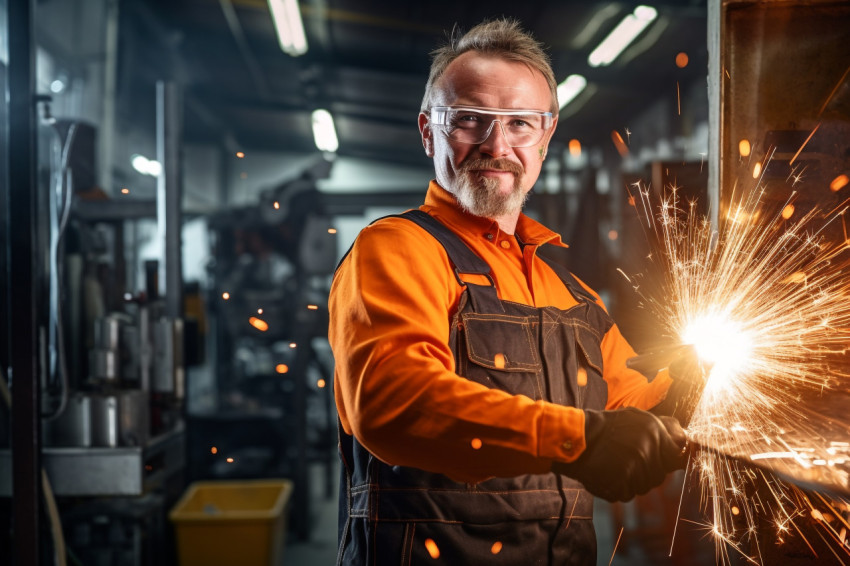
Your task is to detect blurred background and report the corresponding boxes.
[1,0,848,564]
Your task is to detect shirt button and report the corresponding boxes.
[485,233,494,240]
[562,440,573,451]
[500,240,511,249]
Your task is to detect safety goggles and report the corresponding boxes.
[429,106,554,148]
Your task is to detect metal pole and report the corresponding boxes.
[707,0,722,228]
[7,0,41,563]
[156,81,183,319]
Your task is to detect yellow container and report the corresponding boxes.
[169,479,293,566]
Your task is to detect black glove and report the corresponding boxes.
[553,407,687,502]
[651,345,709,427]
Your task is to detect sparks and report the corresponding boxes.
[629,169,850,563]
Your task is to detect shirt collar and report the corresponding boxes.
[421,180,567,248]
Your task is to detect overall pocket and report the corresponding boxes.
[458,312,544,400]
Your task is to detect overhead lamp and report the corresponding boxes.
[267,0,308,56]
[131,154,162,177]
[556,74,588,110]
[588,5,657,67]
[312,109,338,153]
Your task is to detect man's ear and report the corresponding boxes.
[418,112,434,157]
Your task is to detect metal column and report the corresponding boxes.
[156,81,183,320]
[7,0,40,564]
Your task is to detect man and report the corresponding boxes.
[330,18,690,565]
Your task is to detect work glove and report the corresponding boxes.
[552,407,687,502]
[650,345,709,428]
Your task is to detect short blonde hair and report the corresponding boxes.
[421,18,559,114]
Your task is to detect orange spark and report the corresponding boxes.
[471,438,483,450]
[739,139,751,157]
[249,317,269,332]
[276,364,289,374]
[830,174,849,192]
[424,538,440,559]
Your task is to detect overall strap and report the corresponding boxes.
[399,210,505,313]
[536,244,598,304]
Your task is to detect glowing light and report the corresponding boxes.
[317,379,326,388]
[490,541,503,554]
[307,304,319,310]
[588,5,657,67]
[274,201,280,209]
[682,314,754,391]
[739,139,751,157]
[226,457,234,463]
[576,367,588,387]
[731,506,740,516]
[611,130,629,157]
[268,0,308,56]
[257,308,264,314]
[830,174,849,192]
[752,162,762,178]
[276,364,289,374]
[121,187,130,194]
[211,446,218,454]
[675,52,689,68]
[568,139,582,157]
[249,317,269,332]
[424,538,440,559]
[236,151,245,158]
[781,204,795,219]
[556,74,587,109]
[289,342,297,348]
[328,228,338,234]
[312,109,339,153]
[222,292,231,300]
[471,438,482,450]
[493,353,506,369]
[131,154,162,177]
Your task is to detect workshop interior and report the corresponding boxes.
[2,0,850,565]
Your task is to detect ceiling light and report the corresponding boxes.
[312,109,338,153]
[556,74,587,109]
[267,0,308,56]
[131,154,162,177]
[588,5,657,67]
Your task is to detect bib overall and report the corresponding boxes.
[337,210,614,565]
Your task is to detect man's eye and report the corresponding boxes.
[509,118,536,129]
[454,113,482,123]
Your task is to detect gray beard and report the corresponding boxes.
[453,171,528,219]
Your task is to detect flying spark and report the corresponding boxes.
[628,170,850,563]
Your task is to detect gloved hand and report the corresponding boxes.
[651,345,710,427]
[553,407,687,502]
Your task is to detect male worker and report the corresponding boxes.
[330,18,689,565]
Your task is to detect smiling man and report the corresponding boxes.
[330,18,688,565]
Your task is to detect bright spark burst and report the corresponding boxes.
[629,177,850,563]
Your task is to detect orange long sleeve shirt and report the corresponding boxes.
[329,181,672,483]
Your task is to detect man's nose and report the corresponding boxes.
[478,120,512,157]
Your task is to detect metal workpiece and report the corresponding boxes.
[0,422,185,497]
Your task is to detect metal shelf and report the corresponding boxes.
[0,422,185,497]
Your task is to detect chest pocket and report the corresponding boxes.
[572,323,608,410]
[458,312,545,401]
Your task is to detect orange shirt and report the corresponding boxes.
[329,181,672,483]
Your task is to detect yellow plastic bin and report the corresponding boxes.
[169,479,293,566]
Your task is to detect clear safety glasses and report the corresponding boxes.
[429,106,554,148]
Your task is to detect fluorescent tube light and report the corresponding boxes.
[312,109,338,153]
[131,154,162,177]
[268,0,308,56]
[588,5,657,67]
[557,74,588,110]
